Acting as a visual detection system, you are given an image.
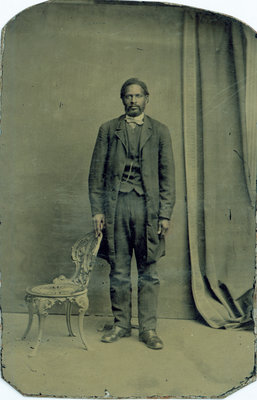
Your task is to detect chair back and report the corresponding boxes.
[70,231,102,288]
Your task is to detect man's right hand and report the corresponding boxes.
[93,214,105,237]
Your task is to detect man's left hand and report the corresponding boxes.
[158,219,170,237]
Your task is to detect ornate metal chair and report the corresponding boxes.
[22,231,102,356]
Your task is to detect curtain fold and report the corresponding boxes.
[244,26,257,204]
[183,11,256,329]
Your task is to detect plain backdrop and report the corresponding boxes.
[0,1,256,400]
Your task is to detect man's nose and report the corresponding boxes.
[130,95,137,104]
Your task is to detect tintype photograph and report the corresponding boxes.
[0,0,256,399]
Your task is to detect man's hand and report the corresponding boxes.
[93,214,105,237]
[158,219,170,237]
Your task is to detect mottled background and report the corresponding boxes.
[1,2,195,318]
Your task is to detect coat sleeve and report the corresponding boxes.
[158,125,176,220]
[88,123,109,216]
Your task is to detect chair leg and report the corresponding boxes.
[65,301,76,337]
[29,311,47,357]
[22,298,34,340]
[28,297,55,357]
[78,308,88,350]
[75,294,89,350]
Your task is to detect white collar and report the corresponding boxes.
[125,113,144,125]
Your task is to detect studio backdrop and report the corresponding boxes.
[0,0,256,329]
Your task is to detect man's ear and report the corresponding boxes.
[145,95,149,103]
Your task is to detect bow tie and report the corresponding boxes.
[125,114,144,125]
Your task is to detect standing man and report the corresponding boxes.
[88,78,175,350]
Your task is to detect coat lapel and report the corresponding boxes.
[139,115,153,151]
[114,116,128,153]
[114,114,153,153]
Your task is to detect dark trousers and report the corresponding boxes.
[110,191,160,333]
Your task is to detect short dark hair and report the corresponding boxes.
[120,78,149,99]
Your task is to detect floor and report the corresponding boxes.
[1,313,255,399]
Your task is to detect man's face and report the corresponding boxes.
[122,84,149,117]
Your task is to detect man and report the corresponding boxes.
[88,78,175,350]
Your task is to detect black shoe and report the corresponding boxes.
[139,330,163,350]
[101,326,131,343]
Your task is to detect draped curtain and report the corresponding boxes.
[182,10,257,329]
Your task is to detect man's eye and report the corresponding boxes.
[125,94,143,99]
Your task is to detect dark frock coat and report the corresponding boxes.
[88,114,176,265]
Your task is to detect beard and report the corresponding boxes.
[125,105,143,117]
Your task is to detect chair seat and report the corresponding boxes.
[26,283,86,298]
